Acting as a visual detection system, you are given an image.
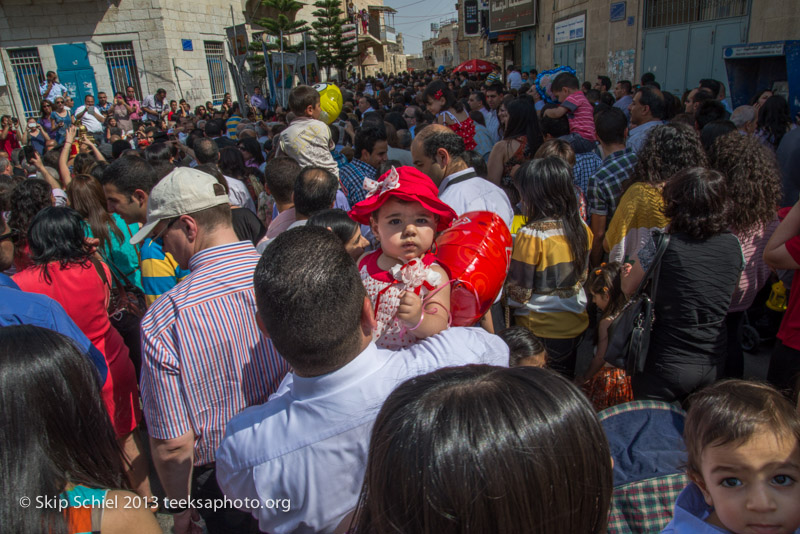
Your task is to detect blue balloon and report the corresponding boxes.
[535,66,577,104]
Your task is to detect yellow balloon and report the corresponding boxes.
[314,83,343,125]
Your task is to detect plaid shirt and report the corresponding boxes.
[588,147,638,220]
[573,151,602,196]
[339,158,378,207]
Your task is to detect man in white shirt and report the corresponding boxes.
[74,94,106,145]
[39,71,68,102]
[142,88,169,123]
[410,124,513,229]
[216,227,508,534]
[507,65,523,90]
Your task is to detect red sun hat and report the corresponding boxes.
[348,166,457,232]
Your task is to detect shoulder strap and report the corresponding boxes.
[444,170,478,188]
[633,232,671,298]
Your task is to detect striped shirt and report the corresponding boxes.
[140,237,190,306]
[506,219,592,339]
[226,115,242,140]
[561,91,596,141]
[140,241,290,465]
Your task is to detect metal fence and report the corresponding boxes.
[103,42,143,100]
[644,0,749,28]
[204,41,227,105]
[8,48,44,119]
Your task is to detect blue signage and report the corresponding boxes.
[610,2,626,22]
[182,39,193,52]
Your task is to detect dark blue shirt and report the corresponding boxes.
[0,273,108,384]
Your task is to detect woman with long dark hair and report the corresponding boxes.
[353,366,612,534]
[38,99,57,139]
[487,95,544,205]
[12,207,151,501]
[67,174,143,291]
[604,122,707,265]
[219,146,263,209]
[8,178,53,272]
[710,133,781,379]
[423,80,476,151]
[111,91,134,133]
[0,325,160,534]
[238,136,266,173]
[505,157,591,378]
[624,168,744,404]
[755,94,795,151]
[307,208,370,261]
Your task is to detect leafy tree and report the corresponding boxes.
[309,0,357,78]
[254,0,309,53]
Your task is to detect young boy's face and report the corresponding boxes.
[554,87,571,103]
[694,431,800,534]
[311,100,322,120]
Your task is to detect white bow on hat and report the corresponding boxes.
[363,166,400,198]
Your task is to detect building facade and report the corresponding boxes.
[487,0,800,97]
[0,0,245,120]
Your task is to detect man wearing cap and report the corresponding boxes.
[142,88,169,123]
[134,167,290,534]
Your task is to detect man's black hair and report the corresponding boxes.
[253,226,365,375]
[597,76,611,91]
[99,155,157,195]
[594,107,628,145]
[421,130,465,160]
[293,167,338,217]
[698,78,722,99]
[617,80,632,94]
[695,100,729,131]
[484,83,504,95]
[354,125,387,160]
[264,157,300,205]
[193,137,220,164]
[204,118,224,137]
[641,72,656,85]
[111,140,132,160]
[636,86,666,119]
[539,104,570,138]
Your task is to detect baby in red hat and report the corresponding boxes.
[349,166,458,349]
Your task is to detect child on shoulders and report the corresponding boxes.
[276,85,340,178]
[542,72,596,142]
[349,166,457,349]
[661,380,800,534]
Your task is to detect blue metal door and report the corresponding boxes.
[53,43,97,102]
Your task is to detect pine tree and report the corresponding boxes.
[309,0,356,78]
[254,0,309,53]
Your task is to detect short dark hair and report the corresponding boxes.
[293,167,338,217]
[470,91,487,109]
[641,72,656,85]
[100,155,157,195]
[617,80,632,94]
[421,129,465,160]
[663,167,730,240]
[594,107,628,145]
[289,85,320,115]
[204,118,224,137]
[698,78,721,99]
[253,226,365,374]
[354,125,387,160]
[596,76,611,91]
[484,83,504,96]
[695,100,729,130]
[539,104,570,138]
[264,157,300,204]
[699,120,736,153]
[193,137,220,164]
[636,86,666,119]
[551,72,580,92]
[111,140,131,160]
[684,379,800,480]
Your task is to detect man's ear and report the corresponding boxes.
[255,311,270,339]
[436,147,450,168]
[132,189,148,208]
[360,296,377,335]
[688,471,714,507]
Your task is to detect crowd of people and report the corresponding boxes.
[2,63,800,534]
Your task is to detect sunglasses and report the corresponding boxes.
[151,216,180,240]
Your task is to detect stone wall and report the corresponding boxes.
[0,0,241,118]
[748,0,800,43]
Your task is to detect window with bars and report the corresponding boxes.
[103,42,143,100]
[8,48,44,119]
[204,41,227,105]
[644,0,749,29]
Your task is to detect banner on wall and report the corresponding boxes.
[489,0,536,32]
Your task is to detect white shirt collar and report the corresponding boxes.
[439,166,476,193]
[290,342,384,399]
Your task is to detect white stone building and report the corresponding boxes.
[0,0,245,120]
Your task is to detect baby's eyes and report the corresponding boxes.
[773,475,795,486]
[416,218,431,225]
[721,478,742,488]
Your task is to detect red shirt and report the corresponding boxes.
[1,128,20,156]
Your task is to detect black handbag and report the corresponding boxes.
[604,232,671,375]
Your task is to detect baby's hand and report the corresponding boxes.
[397,290,423,327]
